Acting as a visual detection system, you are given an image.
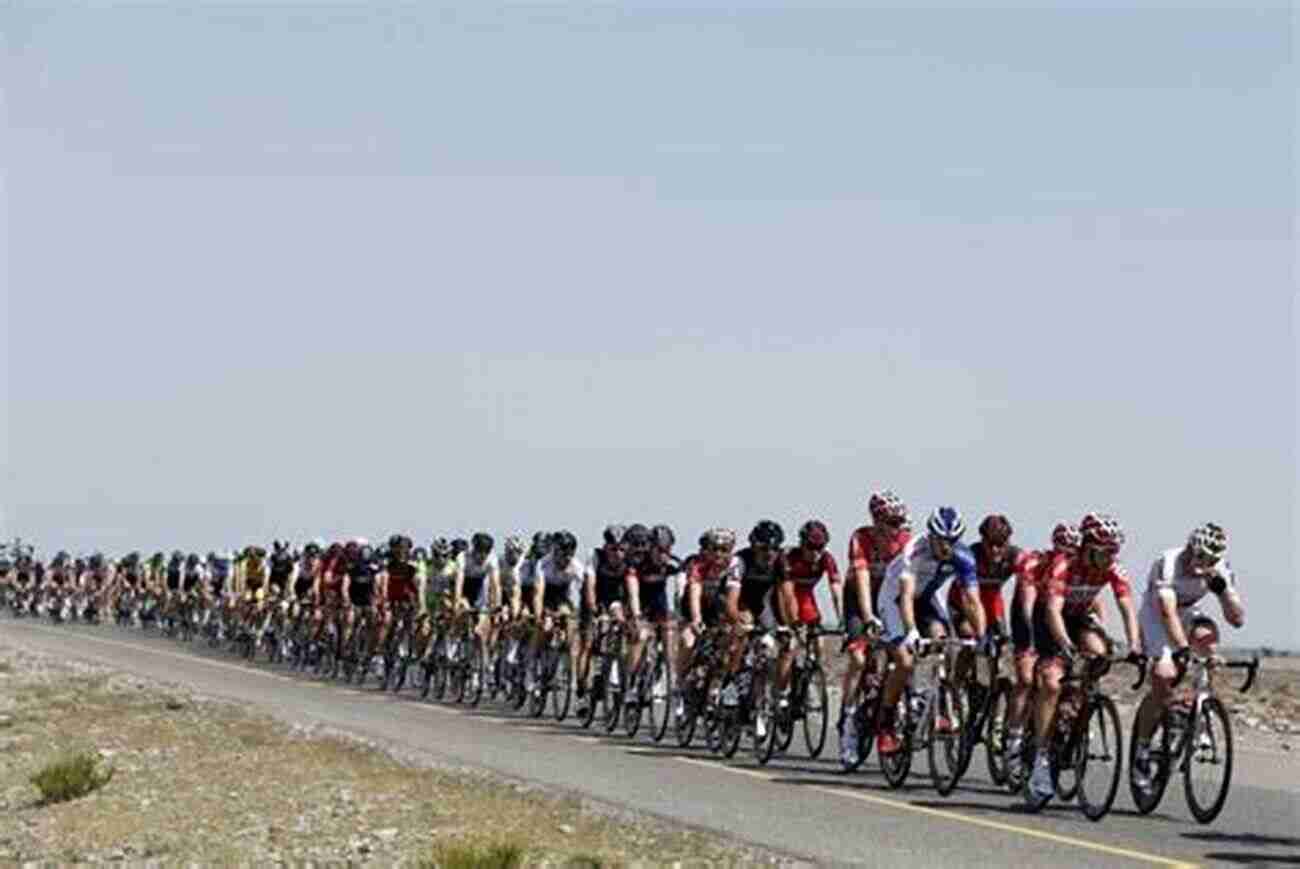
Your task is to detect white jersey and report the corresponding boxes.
[538,553,586,589]
[1143,548,1235,614]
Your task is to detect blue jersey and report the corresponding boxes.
[881,534,977,602]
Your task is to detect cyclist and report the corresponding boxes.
[721,520,786,734]
[675,528,738,721]
[1026,512,1140,803]
[519,532,550,618]
[376,535,419,649]
[1131,522,1245,794]
[455,533,500,683]
[876,507,986,754]
[1003,522,1081,777]
[527,531,584,694]
[779,520,841,707]
[577,525,629,717]
[840,491,910,762]
[341,543,381,660]
[625,524,680,681]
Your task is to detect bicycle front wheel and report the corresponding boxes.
[985,679,1012,786]
[931,681,967,796]
[647,647,673,743]
[802,666,829,759]
[1077,695,1123,822]
[551,649,573,721]
[1130,711,1176,815]
[1185,697,1234,824]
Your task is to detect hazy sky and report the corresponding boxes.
[3,3,1296,646]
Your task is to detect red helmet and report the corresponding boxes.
[869,490,908,524]
[1080,513,1124,552]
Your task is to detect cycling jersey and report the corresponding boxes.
[684,553,737,626]
[293,561,316,599]
[386,558,419,605]
[878,534,977,643]
[784,546,840,625]
[1140,548,1237,660]
[424,560,456,607]
[244,560,268,593]
[1042,551,1132,617]
[458,551,497,608]
[586,548,628,609]
[846,524,911,615]
[727,547,785,624]
[947,541,1027,627]
[538,553,584,611]
[182,568,205,593]
[166,564,183,592]
[268,555,296,593]
[498,559,522,603]
[626,552,680,620]
[347,558,378,607]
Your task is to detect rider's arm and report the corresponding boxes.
[452,559,465,609]
[625,570,642,620]
[824,553,843,624]
[898,572,917,633]
[488,562,501,610]
[723,580,743,624]
[531,580,543,617]
[688,580,703,626]
[960,583,987,639]
[1214,565,1245,628]
[848,535,875,621]
[1109,567,1139,649]
[582,564,597,612]
[1156,588,1188,649]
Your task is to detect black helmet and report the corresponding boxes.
[651,524,676,550]
[89,553,105,570]
[622,524,651,550]
[471,532,494,553]
[451,538,469,556]
[551,531,578,556]
[749,520,785,548]
[185,553,200,566]
[978,514,1013,545]
[602,525,628,547]
[529,532,552,559]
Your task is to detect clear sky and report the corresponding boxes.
[2,3,1296,646]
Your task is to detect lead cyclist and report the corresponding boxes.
[1131,522,1246,794]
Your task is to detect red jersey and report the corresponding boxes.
[947,542,1030,622]
[783,548,840,588]
[1043,551,1132,617]
[847,526,911,588]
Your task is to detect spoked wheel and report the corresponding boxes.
[985,679,1013,787]
[579,660,601,730]
[1021,738,1059,814]
[717,677,745,759]
[931,681,968,796]
[1077,696,1123,822]
[647,648,673,743]
[601,657,624,734]
[675,676,701,748]
[624,659,648,739]
[431,639,450,701]
[528,652,548,718]
[753,676,778,766]
[1130,710,1177,815]
[802,666,829,759]
[551,649,573,722]
[353,628,376,687]
[879,706,913,789]
[1185,698,1234,824]
[466,636,486,707]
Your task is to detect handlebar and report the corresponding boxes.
[1171,652,1259,692]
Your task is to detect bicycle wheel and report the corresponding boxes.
[624,659,647,739]
[932,682,968,796]
[753,675,778,765]
[602,656,625,733]
[528,651,548,718]
[1077,696,1123,822]
[1185,697,1233,824]
[802,665,830,759]
[1130,710,1175,815]
[985,679,1012,787]
[647,646,673,743]
[580,657,601,729]
[432,638,450,701]
[551,648,573,722]
[466,636,486,707]
[879,713,913,789]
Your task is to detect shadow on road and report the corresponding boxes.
[1200,854,1300,865]
[1183,832,1300,848]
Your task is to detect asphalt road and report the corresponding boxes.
[3,616,1297,867]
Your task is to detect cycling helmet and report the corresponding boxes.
[600,524,627,548]
[185,553,200,566]
[1186,522,1228,561]
[749,520,785,548]
[1080,512,1125,552]
[503,535,527,561]
[89,553,105,570]
[551,531,578,556]
[471,532,494,553]
[529,532,552,559]
[703,528,737,551]
[978,514,1013,545]
[798,519,829,548]
[868,490,894,521]
[413,546,428,562]
[303,541,322,558]
[1051,522,1082,552]
[451,538,469,556]
[622,524,652,553]
[651,524,676,551]
[357,544,375,562]
[926,506,966,541]
[431,538,453,561]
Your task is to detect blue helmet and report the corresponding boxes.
[926,506,966,542]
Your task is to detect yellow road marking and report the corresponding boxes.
[675,758,1197,868]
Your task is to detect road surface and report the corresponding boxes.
[3,617,1296,867]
